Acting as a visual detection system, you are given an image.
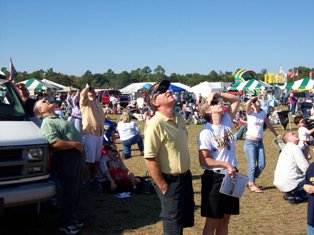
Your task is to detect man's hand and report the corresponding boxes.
[74,142,84,153]
[159,182,168,195]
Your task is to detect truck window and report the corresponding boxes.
[0,80,25,120]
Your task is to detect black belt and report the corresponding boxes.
[163,170,190,181]
[72,116,82,119]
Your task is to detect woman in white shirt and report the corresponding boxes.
[117,112,144,159]
[244,96,280,193]
[197,92,240,235]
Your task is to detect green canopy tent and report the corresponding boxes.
[229,79,273,91]
[283,77,314,90]
[21,78,59,91]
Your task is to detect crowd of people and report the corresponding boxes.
[7,77,314,235]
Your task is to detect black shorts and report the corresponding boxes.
[201,170,239,218]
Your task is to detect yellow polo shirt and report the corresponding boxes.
[144,111,190,175]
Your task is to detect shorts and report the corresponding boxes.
[83,134,103,163]
[201,170,239,218]
[155,171,194,234]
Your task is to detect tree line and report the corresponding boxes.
[1,65,313,89]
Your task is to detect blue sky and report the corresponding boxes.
[1,0,313,76]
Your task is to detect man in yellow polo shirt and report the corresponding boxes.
[144,80,194,235]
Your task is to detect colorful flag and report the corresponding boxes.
[9,58,18,81]
[288,69,295,78]
[310,71,313,79]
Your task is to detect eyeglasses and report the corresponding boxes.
[152,87,168,99]
[41,99,49,104]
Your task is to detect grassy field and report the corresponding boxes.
[2,111,310,235]
[73,112,309,235]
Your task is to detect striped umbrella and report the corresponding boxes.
[21,78,58,91]
[284,77,314,90]
[229,79,273,91]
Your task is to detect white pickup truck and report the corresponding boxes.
[0,76,55,213]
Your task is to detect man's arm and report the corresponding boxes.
[144,158,167,194]
[80,85,89,107]
[51,139,83,153]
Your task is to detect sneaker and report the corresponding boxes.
[72,219,84,229]
[59,225,79,235]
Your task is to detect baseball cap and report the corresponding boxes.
[147,80,170,108]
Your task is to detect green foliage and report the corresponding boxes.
[2,65,314,89]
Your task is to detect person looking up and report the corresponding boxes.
[144,80,195,235]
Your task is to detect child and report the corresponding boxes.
[97,145,142,193]
[304,162,314,234]
[294,116,314,159]
[107,160,137,192]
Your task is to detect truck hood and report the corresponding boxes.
[0,121,47,146]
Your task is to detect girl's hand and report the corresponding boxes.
[206,92,220,105]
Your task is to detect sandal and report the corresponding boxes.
[248,185,263,193]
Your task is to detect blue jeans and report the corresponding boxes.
[244,139,266,182]
[121,134,144,159]
[69,117,82,135]
[290,104,296,115]
[307,224,314,235]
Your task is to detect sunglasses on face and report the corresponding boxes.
[153,87,168,99]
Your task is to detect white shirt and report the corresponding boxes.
[273,142,309,192]
[246,110,266,139]
[298,126,311,149]
[198,113,238,170]
[117,121,140,141]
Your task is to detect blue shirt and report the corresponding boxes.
[103,120,116,145]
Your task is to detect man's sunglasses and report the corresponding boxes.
[152,87,168,98]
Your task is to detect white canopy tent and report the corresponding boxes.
[120,82,190,94]
[42,79,67,89]
[189,81,225,98]
[120,82,154,94]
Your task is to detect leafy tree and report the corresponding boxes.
[154,65,167,81]
[261,68,267,74]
